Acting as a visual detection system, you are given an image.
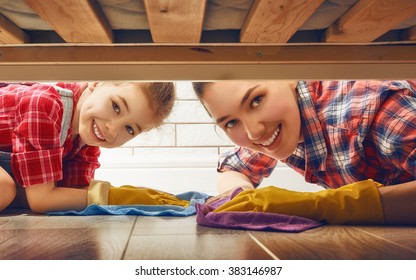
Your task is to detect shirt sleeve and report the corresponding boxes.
[58,145,101,187]
[218,146,277,187]
[11,88,65,187]
[372,82,416,179]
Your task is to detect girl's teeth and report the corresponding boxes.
[93,121,105,140]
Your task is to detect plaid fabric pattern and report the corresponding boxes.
[218,147,277,187]
[218,80,416,188]
[0,82,100,187]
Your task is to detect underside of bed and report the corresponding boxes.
[0,0,415,80]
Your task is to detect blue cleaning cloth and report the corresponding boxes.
[48,191,210,216]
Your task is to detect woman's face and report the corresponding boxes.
[75,82,157,148]
[202,81,303,160]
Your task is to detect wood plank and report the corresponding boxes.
[25,0,113,43]
[403,25,416,41]
[125,234,273,260]
[1,63,415,81]
[240,0,324,43]
[250,225,416,259]
[0,213,136,259]
[143,0,206,43]
[0,44,414,80]
[354,226,416,252]
[0,44,415,64]
[325,0,416,42]
[0,14,29,44]
[133,216,246,236]
[0,210,46,229]
[0,227,132,259]
[126,216,272,259]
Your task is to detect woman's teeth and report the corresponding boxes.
[259,126,280,147]
[93,121,105,141]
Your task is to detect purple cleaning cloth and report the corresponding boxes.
[196,187,323,232]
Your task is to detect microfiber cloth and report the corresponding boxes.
[48,191,210,216]
[196,188,323,232]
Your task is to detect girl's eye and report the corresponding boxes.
[112,102,120,114]
[225,119,238,129]
[251,96,263,107]
[126,125,134,135]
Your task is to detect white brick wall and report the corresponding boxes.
[95,82,322,194]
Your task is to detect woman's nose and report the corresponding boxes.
[244,119,265,141]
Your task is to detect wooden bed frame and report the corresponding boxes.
[0,0,415,81]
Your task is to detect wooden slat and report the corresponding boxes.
[0,14,29,44]
[144,0,206,43]
[0,213,136,259]
[354,226,416,252]
[250,226,416,259]
[325,0,416,43]
[240,0,324,43]
[125,216,273,260]
[25,0,113,43]
[403,25,416,41]
[1,44,414,64]
[0,44,414,80]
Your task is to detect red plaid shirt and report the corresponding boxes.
[0,82,100,187]
[219,81,416,189]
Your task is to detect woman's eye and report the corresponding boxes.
[126,126,134,135]
[112,102,120,114]
[251,96,263,107]
[225,119,238,129]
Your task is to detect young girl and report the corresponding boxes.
[0,81,179,213]
[193,80,416,225]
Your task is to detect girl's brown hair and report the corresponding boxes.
[142,82,176,127]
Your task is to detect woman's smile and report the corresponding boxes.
[255,123,281,147]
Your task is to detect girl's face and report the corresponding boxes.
[202,81,303,160]
[75,83,157,148]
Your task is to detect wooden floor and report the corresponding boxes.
[1,209,416,260]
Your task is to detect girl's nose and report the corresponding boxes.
[105,120,120,140]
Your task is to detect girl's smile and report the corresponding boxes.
[74,82,157,148]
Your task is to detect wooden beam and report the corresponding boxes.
[0,44,414,80]
[240,0,324,43]
[144,0,206,43]
[0,14,29,44]
[325,0,416,43]
[403,25,416,41]
[25,0,113,43]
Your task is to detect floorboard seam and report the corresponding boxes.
[247,232,280,260]
[120,216,138,260]
[353,227,416,254]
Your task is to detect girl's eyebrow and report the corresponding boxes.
[118,95,142,133]
[215,84,260,124]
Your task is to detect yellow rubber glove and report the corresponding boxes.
[87,180,189,207]
[213,179,384,225]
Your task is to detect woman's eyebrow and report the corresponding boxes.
[215,84,260,124]
[216,114,230,124]
[240,84,260,106]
